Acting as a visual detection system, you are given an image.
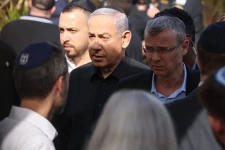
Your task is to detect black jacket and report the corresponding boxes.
[0,16,60,54]
[117,65,200,96]
[166,89,223,150]
[53,57,149,150]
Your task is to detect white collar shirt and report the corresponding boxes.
[66,55,76,73]
[20,16,53,24]
[0,106,57,150]
[150,63,187,103]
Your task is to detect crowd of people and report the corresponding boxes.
[0,0,225,150]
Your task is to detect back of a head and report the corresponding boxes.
[87,90,177,150]
[13,42,68,100]
[198,66,225,123]
[32,0,55,10]
[196,21,225,77]
[145,16,186,44]
[62,0,96,14]
[154,7,195,43]
[89,8,128,37]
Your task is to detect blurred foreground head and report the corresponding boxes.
[199,66,225,147]
[14,42,69,115]
[87,90,177,150]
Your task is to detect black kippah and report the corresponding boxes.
[199,21,225,53]
[32,0,55,10]
[15,42,61,71]
[71,0,96,12]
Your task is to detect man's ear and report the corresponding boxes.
[208,115,224,135]
[181,39,189,56]
[121,30,132,49]
[50,6,56,15]
[54,76,64,95]
[28,0,32,9]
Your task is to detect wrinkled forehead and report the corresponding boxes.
[144,29,178,46]
[88,15,117,33]
[88,15,116,25]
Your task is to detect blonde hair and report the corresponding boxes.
[86,90,177,150]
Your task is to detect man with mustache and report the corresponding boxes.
[59,0,95,72]
[55,8,149,150]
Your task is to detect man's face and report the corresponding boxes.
[144,29,188,77]
[88,15,125,69]
[59,9,89,58]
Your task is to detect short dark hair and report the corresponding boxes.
[196,42,225,76]
[155,7,195,43]
[62,4,90,15]
[32,0,55,10]
[198,72,225,123]
[13,46,68,99]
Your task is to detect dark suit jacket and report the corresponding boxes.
[166,89,223,150]
[53,57,149,150]
[0,40,20,121]
[0,17,60,54]
[117,65,200,96]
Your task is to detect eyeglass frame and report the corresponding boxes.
[143,40,185,54]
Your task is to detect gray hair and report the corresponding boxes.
[86,90,177,150]
[145,16,186,44]
[88,8,128,37]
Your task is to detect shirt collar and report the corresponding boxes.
[8,106,58,140]
[90,56,129,81]
[65,55,76,73]
[151,63,187,94]
[20,16,53,24]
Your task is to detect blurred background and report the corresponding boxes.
[0,0,225,31]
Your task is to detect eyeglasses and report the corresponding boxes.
[143,41,184,54]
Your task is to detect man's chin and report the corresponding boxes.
[66,53,76,58]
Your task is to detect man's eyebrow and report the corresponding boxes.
[89,32,111,36]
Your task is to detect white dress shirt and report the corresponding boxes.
[0,106,57,150]
[65,55,76,73]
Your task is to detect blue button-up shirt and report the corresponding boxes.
[151,64,187,103]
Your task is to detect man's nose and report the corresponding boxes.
[61,31,70,42]
[90,38,101,51]
[151,50,161,61]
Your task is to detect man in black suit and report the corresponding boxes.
[166,21,225,150]
[54,7,149,150]
[0,0,60,54]
[118,16,200,103]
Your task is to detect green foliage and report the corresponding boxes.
[203,0,225,25]
[0,1,28,31]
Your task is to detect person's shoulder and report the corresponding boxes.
[118,69,152,89]
[127,57,150,71]
[0,19,20,32]
[21,135,55,150]
[70,62,93,76]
